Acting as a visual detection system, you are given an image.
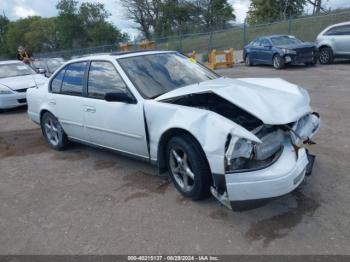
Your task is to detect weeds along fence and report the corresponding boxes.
[36,10,350,60]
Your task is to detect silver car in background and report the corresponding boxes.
[316,21,350,64]
[0,61,47,110]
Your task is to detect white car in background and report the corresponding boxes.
[27,51,320,210]
[0,60,47,110]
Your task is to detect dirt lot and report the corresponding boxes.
[1,62,350,255]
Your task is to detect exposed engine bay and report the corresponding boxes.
[162,92,320,173]
[162,92,263,131]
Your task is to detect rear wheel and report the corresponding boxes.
[273,54,285,69]
[41,112,68,150]
[166,135,211,200]
[319,47,334,64]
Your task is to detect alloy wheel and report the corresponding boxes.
[319,49,329,64]
[44,116,60,146]
[169,147,195,193]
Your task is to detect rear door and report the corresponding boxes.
[48,61,88,140]
[83,60,149,159]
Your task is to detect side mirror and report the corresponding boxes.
[104,91,136,104]
[38,68,46,74]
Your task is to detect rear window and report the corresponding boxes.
[0,63,36,79]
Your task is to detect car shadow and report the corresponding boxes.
[0,105,27,114]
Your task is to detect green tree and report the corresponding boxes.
[121,0,235,39]
[0,14,10,55]
[247,0,306,24]
[56,0,84,48]
[198,0,235,30]
[78,2,127,45]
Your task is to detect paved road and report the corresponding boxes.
[1,63,350,254]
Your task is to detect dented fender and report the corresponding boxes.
[144,100,260,174]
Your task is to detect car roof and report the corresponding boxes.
[266,35,296,38]
[0,60,25,65]
[327,21,350,28]
[68,50,175,63]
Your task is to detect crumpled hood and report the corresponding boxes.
[156,77,312,125]
[0,74,46,91]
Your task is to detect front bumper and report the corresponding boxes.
[284,52,317,64]
[225,142,309,202]
[0,93,27,109]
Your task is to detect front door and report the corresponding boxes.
[83,61,149,159]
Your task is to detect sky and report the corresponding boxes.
[1,0,350,39]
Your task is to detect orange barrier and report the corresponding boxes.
[207,48,234,69]
[139,41,156,50]
[119,43,133,52]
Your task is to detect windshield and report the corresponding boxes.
[0,63,36,79]
[270,36,302,45]
[118,52,219,99]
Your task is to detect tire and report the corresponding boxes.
[319,47,334,64]
[245,54,253,66]
[166,135,211,200]
[41,112,68,150]
[273,54,285,69]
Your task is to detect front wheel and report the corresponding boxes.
[319,47,334,64]
[166,135,211,200]
[245,54,253,66]
[273,54,285,69]
[41,112,69,150]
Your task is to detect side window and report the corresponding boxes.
[335,25,350,35]
[61,62,87,96]
[252,39,261,46]
[326,25,350,36]
[260,39,270,46]
[87,61,128,99]
[51,67,66,93]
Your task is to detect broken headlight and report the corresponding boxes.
[226,129,284,172]
[291,113,320,146]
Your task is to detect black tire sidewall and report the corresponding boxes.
[245,54,252,66]
[166,135,211,200]
[273,54,285,69]
[41,112,68,150]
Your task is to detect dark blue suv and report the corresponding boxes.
[243,35,318,69]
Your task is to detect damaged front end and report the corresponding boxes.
[154,79,320,209]
[162,92,320,209]
[221,112,320,209]
[225,112,320,173]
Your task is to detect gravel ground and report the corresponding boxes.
[0,62,350,255]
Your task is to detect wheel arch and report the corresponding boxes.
[319,44,333,52]
[39,109,52,124]
[157,127,211,175]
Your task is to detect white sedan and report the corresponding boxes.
[0,60,47,110]
[27,51,320,210]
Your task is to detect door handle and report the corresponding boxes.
[48,99,56,105]
[84,106,96,113]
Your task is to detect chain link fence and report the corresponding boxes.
[36,10,350,61]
